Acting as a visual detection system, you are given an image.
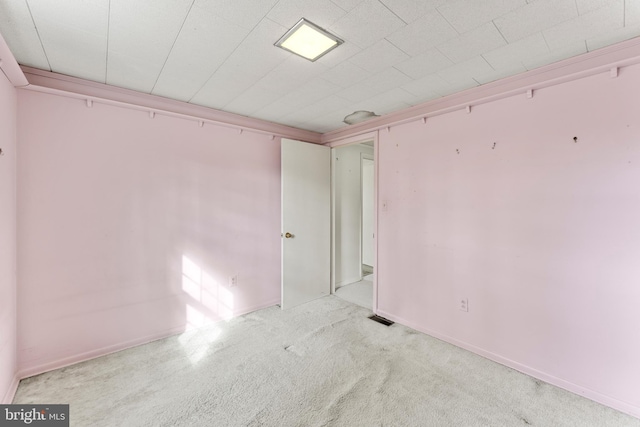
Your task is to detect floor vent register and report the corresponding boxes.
[368,314,394,326]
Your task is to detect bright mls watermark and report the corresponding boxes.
[0,405,68,426]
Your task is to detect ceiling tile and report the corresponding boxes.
[576,0,619,15]
[482,33,549,72]
[304,122,338,133]
[193,0,279,30]
[224,83,285,116]
[251,106,296,124]
[586,24,640,51]
[348,39,409,74]
[393,49,453,79]
[385,10,458,56]
[437,0,527,33]
[189,19,291,108]
[436,79,479,97]
[337,67,411,102]
[493,0,578,42]
[329,0,406,48]
[219,53,334,115]
[27,0,109,82]
[522,40,587,70]
[315,41,362,67]
[379,0,448,24]
[301,109,352,132]
[189,66,264,109]
[330,0,364,12]
[152,9,252,101]
[627,1,640,26]
[38,30,107,82]
[267,55,330,86]
[437,22,507,64]
[349,87,416,114]
[402,74,453,100]
[321,61,371,87]
[543,0,623,50]
[267,0,346,29]
[28,0,109,36]
[473,65,528,84]
[211,18,291,79]
[107,51,166,93]
[294,77,343,99]
[281,95,352,122]
[437,56,494,88]
[253,77,342,121]
[108,0,192,92]
[0,0,49,69]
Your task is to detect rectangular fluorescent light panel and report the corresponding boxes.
[275,18,343,61]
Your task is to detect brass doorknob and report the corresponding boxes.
[284,232,294,238]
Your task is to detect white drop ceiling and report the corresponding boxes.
[1,0,639,133]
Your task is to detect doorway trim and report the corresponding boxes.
[328,131,379,313]
[360,153,374,276]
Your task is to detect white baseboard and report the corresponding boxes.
[376,309,640,420]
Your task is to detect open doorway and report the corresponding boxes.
[332,140,375,310]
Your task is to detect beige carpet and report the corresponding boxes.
[13,296,639,426]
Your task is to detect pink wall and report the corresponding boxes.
[16,90,281,375]
[376,64,640,416]
[0,71,18,402]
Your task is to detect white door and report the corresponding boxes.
[281,138,331,309]
[362,157,374,267]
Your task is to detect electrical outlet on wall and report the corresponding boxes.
[229,274,238,287]
[460,298,468,312]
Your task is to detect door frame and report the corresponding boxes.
[360,153,374,274]
[328,131,379,313]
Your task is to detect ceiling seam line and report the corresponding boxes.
[435,46,456,64]
[377,0,408,25]
[435,8,461,36]
[492,21,508,44]
[219,56,295,110]
[481,55,496,71]
[25,0,52,71]
[149,0,197,93]
[540,30,551,52]
[185,27,259,104]
[328,0,348,13]
[392,66,413,80]
[186,7,284,104]
[384,37,412,57]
